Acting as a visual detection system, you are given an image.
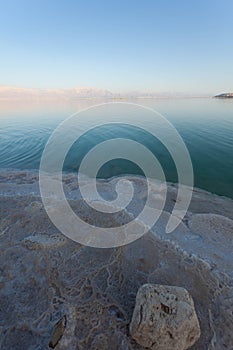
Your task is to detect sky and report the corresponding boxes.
[0,0,233,94]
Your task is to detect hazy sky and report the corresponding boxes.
[0,0,232,94]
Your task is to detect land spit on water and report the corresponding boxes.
[0,170,233,349]
[214,93,233,98]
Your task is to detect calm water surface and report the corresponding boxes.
[0,98,233,198]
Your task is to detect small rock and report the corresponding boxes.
[130,284,201,350]
[49,315,67,348]
[23,232,67,250]
[24,201,44,214]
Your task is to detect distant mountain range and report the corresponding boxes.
[0,86,113,100]
[0,86,209,100]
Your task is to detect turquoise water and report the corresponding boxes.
[0,98,233,198]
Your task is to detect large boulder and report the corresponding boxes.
[130,284,201,350]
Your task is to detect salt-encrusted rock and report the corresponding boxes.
[49,315,67,348]
[23,232,67,250]
[130,284,201,350]
[188,213,233,239]
[25,201,43,212]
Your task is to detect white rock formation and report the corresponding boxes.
[130,284,201,350]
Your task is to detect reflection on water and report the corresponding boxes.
[0,98,233,198]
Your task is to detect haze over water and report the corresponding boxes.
[0,97,233,199]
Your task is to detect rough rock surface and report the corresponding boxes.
[0,171,233,349]
[130,284,201,350]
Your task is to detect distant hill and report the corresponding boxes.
[214,92,233,98]
[0,86,208,100]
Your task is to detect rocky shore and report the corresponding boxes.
[0,170,233,349]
